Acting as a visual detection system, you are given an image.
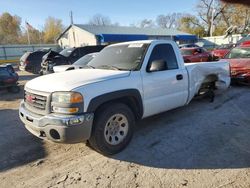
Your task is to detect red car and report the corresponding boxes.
[211,44,235,60]
[181,47,212,63]
[220,45,250,84]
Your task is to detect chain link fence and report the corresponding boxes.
[0,44,61,63]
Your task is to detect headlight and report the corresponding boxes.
[51,92,83,114]
[52,92,83,103]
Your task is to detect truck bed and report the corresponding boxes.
[185,61,230,103]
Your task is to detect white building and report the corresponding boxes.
[57,24,197,48]
[203,34,243,46]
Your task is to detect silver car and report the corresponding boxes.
[53,52,98,73]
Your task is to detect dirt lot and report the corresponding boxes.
[0,71,250,188]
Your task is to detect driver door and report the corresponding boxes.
[142,44,188,117]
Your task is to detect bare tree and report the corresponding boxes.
[88,14,112,26]
[197,0,227,36]
[139,19,154,28]
[156,13,183,29]
[179,14,206,37]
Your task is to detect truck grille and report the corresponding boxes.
[24,91,47,111]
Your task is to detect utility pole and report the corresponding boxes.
[21,25,30,45]
[70,11,74,25]
[27,30,30,45]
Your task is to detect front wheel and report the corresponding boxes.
[88,103,135,155]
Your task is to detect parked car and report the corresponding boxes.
[236,35,250,46]
[40,45,106,75]
[220,44,250,84]
[19,40,230,155]
[181,47,212,63]
[211,44,235,60]
[0,64,20,93]
[53,53,98,73]
[179,43,200,48]
[19,49,50,74]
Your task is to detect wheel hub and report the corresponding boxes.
[104,114,129,145]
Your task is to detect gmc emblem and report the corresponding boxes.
[26,95,36,103]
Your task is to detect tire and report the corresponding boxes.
[88,103,135,155]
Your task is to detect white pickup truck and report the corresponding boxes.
[19,40,230,155]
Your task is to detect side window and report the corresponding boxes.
[71,49,79,58]
[201,48,206,53]
[148,44,178,71]
[196,48,202,53]
[79,48,88,57]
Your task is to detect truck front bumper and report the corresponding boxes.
[19,100,94,143]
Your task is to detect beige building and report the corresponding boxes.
[57,24,197,48]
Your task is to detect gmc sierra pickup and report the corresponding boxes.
[19,40,230,155]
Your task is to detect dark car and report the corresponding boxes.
[179,43,200,48]
[0,64,20,93]
[181,47,212,63]
[40,45,106,75]
[19,49,50,74]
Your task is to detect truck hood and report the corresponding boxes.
[25,69,130,92]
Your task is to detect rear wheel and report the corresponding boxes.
[88,103,135,155]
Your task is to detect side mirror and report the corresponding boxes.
[148,59,167,72]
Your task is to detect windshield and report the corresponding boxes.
[224,47,250,59]
[59,48,74,57]
[73,53,97,66]
[181,49,194,55]
[88,43,149,71]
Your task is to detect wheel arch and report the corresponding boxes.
[87,89,143,120]
[199,74,219,91]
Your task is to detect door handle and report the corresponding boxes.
[176,74,183,80]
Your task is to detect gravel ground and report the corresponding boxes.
[0,71,249,188]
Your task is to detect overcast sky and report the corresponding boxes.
[1,0,198,29]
